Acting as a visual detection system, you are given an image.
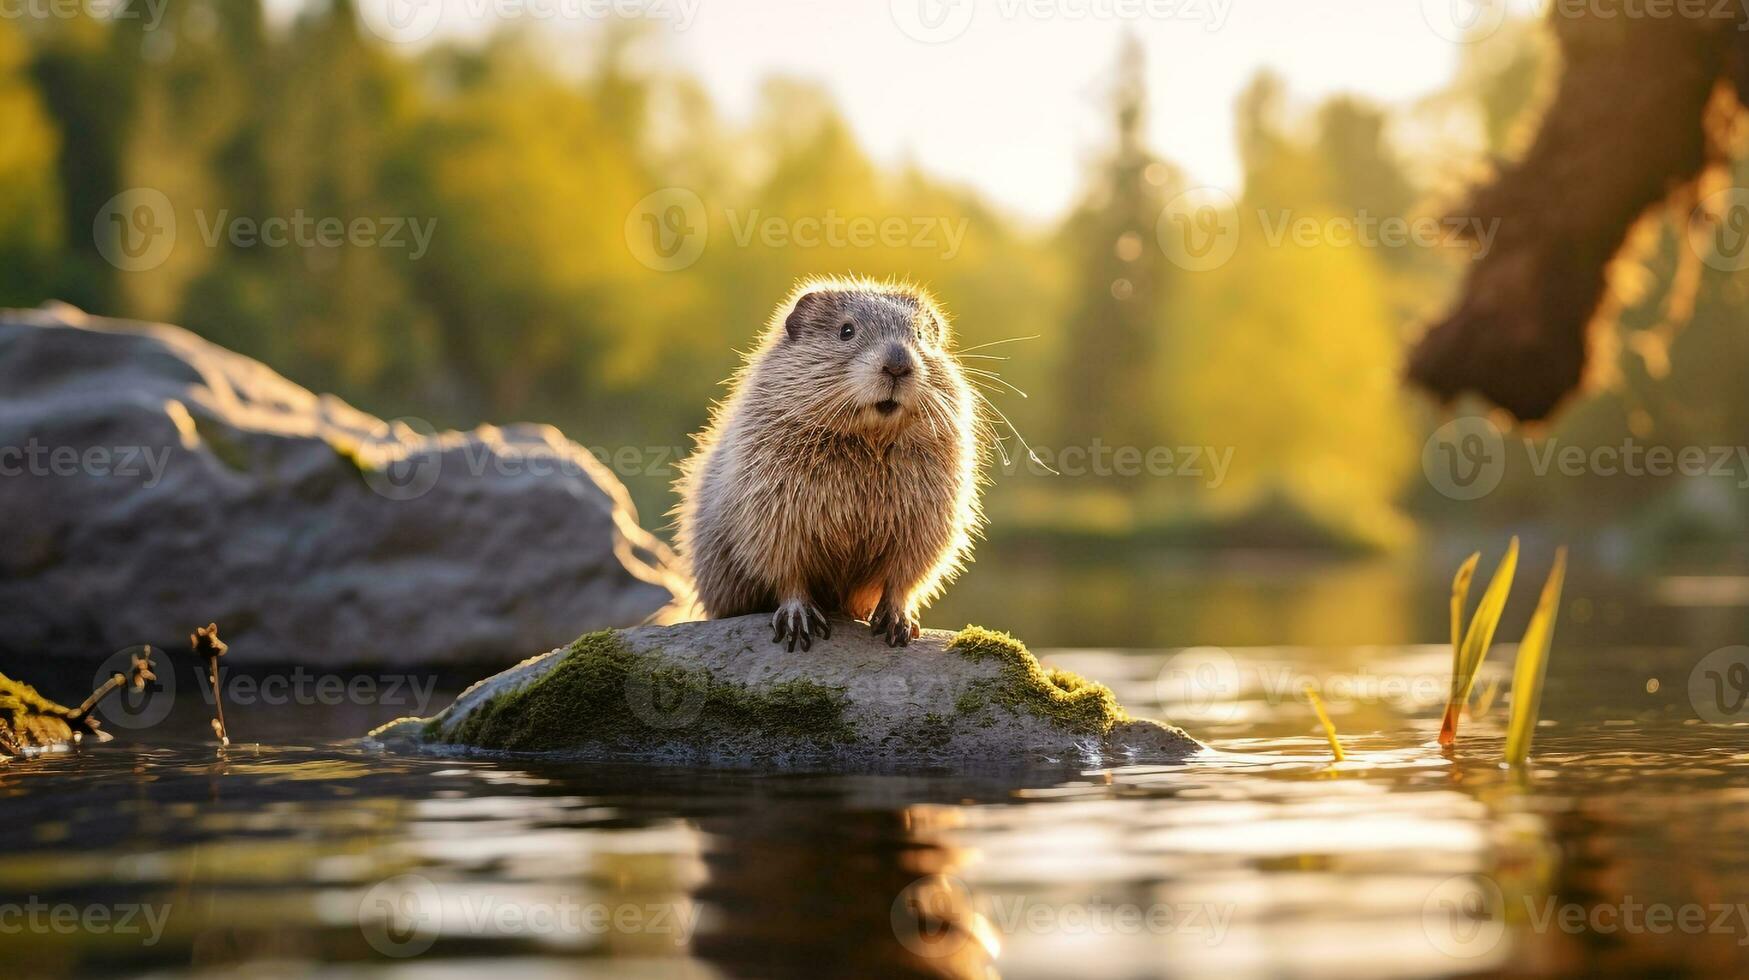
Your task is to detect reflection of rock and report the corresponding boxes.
[0,304,689,666]
[369,617,1201,768]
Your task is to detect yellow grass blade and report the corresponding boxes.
[1468,676,1501,722]
[1303,682,1345,762]
[1449,551,1480,688]
[1450,552,1479,666]
[1505,547,1567,766]
[1440,537,1519,746]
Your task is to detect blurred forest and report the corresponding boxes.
[5,2,1749,563]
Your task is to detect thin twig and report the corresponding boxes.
[192,623,230,746]
[69,648,157,743]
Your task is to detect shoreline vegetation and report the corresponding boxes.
[0,650,155,757]
[2,14,1745,557]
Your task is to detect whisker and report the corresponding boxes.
[964,378,1028,402]
[961,369,1028,399]
[952,334,1040,355]
[918,395,944,441]
[969,387,1056,475]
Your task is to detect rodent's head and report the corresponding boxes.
[758,279,968,438]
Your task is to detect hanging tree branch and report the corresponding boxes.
[1409,15,1749,421]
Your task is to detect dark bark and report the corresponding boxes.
[1408,15,1748,421]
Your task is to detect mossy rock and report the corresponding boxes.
[1,674,88,757]
[366,617,1201,768]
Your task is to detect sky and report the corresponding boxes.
[310,0,1477,222]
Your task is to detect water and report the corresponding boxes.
[4,632,1748,978]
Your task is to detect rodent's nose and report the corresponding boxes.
[881,345,915,379]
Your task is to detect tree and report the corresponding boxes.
[1054,36,1176,459]
[0,22,62,307]
[26,9,137,310]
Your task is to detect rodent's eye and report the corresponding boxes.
[839,322,855,341]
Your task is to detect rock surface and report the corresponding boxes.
[0,304,690,666]
[368,616,1202,768]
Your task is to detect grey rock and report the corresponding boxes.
[368,616,1203,768]
[0,303,690,666]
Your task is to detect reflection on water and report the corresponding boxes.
[3,638,1747,978]
[937,547,1749,653]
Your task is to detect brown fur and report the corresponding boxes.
[673,277,983,649]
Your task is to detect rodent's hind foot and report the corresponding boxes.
[869,600,920,648]
[771,599,831,652]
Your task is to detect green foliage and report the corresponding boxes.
[1,14,1604,548]
[1161,212,1415,547]
[1054,37,1176,455]
[0,22,63,306]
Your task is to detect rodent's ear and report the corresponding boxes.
[783,289,838,341]
[926,312,949,345]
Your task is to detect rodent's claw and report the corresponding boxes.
[869,603,919,648]
[772,600,830,652]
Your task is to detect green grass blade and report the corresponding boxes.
[1505,547,1567,766]
[1440,537,1519,746]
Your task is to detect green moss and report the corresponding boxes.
[437,630,855,753]
[0,674,80,756]
[904,711,956,752]
[947,626,1129,735]
[954,689,987,716]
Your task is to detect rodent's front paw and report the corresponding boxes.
[771,599,831,652]
[869,600,920,648]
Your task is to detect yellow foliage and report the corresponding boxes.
[1162,210,1417,546]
